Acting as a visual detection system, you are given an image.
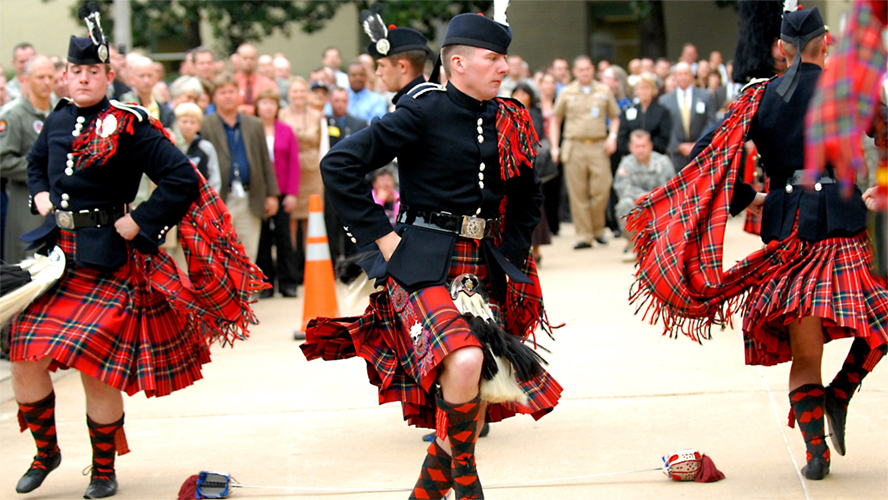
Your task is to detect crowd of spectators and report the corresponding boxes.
[1,39,748,294]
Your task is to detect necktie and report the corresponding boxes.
[244,76,254,106]
[680,90,691,139]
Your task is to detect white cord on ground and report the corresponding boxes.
[757,366,810,500]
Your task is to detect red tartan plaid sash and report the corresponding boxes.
[804,0,887,195]
[625,81,792,341]
[135,175,268,346]
[494,97,555,341]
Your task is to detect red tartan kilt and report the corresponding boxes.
[9,230,211,397]
[742,231,888,366]
[301,239,562,429]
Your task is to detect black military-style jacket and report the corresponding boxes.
[320,82,542,300]
[723,63,868,243]
[26,97,200,271]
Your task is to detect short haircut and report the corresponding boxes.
[635,72,657,90]
[212,72,237,94]
[347,60,365,72]
[323,46,340,57]
[330,86,348,97]
[13,42,34,56]
[174,102,204,122]
[23,54,51,76]
[192,46,214,61]
[390,49,429,75]
[782,36,824,61]
[630,129,652,142]
[573,55,592,67]
[53,60,66,72]
[441,45,474,79]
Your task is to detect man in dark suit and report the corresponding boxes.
[659,62,716,171]
[325,86,368,262]
[200,73,279,262]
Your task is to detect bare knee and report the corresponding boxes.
[11,358,52,381]
[441,346,484,394]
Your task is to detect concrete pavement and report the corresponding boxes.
[1,218,886,499]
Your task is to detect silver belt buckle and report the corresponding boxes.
[55,210,75,229]
[460,215,486,240]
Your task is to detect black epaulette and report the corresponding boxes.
[408,82,445,99]
[110,100,148,121]
[54,97,73,112]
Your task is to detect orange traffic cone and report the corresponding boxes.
[296,194,340,339]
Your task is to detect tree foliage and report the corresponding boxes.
[65,0,493,55]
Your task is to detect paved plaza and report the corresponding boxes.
[1,218,885,499]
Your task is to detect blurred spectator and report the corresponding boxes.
[679,43,698,73]
[724,60,741,103]
[7,42,35,101]
[511,82,551,261]
[614,129,673,262]
[153,81,170,105]
[50,60,68,106]
[169,75,204,109]
[627,58,642,88]
[201,73,280,263]
[640,58,655,75]
[709,50,728,84]
[658,62,715,172]
[500,54,535,97]
[695,60,711,88]
[174,102,221,193]
[357,53,383,94]
[346,61,386,122]
[601,66,631,110]
[663,72,677,95]
[273,56,292,103]
[197,77,214,112]
[153,61,166,81]
[597,59,610,75]
[280,77,329,283]
[257,54,274,80]
[254,89,300,298]
[322,47,349,89]
[107,45,131,100]
[707,71,728,117]
[371,169,399,226]
[308,81,328,115]
[229,53,241,73]
[537,72,562,235]
[193,46,216,81]
[212,60,226,78]
[551,55,620,249]
[234,43,277,115]
[617,73,671,158]
[325,86,367,262]
[0,72,8,107]
[551,57,570,92]
[180,49,195,76]
[121,56,175,127]
[1,54,52,264]
[654,57,671,83]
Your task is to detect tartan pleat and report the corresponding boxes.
[9,230,212,397]
[742,232,888,366]
[301,239,562,429]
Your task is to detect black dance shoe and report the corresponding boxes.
[801,457,830,480]
[573,242,592,250]
[280,286,298,298]
[824,389,847,456]
[84,473,117,499]
[594,236,609,245]
[16,452,61,493]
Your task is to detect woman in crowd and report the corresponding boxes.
[511,82,552,262]
[279,77,328,284]
[602,65,632,111]
[537,72,562,236]
[695,60,712,88]
[255,89,301,298]
[616,73,672,159]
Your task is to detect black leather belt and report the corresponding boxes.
[397,209,500,240]
[54,205,129,230]
[784,169,836,193]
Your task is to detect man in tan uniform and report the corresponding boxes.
[551,55,620,249]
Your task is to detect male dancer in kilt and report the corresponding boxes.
[628,3,887,481]
[301,9,562,500]
[9,9,264,498]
